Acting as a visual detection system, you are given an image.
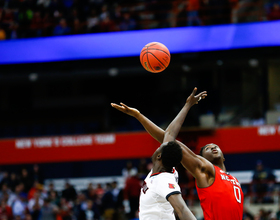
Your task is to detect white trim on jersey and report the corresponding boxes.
[139,169,181,220]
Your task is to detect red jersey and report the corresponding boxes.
[195,165,243,220]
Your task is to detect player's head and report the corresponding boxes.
[199,143,225,163]
[152,141,182,172]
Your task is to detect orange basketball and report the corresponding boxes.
[140,42,171,73]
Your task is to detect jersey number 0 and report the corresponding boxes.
[233,186,241,203]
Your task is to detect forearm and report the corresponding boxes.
[170,195,196,220]
[164,103,192,142]
[135,113,165,143]
[177,208,196,220]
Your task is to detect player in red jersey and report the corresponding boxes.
[111,87,243,220]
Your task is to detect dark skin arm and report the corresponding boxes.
[111,88,215,188]
[168,194,196,220]
[164,88,205,142]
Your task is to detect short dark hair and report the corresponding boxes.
[199,145,208,157]
[161,141,182,172]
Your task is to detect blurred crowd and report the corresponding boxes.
[0,159,279,220]
[0,0,279,40]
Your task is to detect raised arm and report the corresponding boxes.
[162,88,215,187]
[111,88,214,187]
[163,87,206,143]
[110,102,165,143]
[110,88,205,143]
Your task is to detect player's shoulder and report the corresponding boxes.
[151,172,177,184]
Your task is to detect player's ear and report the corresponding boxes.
[157,153,162,160]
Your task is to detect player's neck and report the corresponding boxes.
[152,164,168,174]
[214,162,227,172]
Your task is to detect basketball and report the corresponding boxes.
[140,42,171,73]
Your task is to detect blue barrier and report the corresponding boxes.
[1,21,280,64]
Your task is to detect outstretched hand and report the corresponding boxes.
[186,87,207,106]
[111,102,140,117]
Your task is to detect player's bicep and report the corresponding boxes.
[176,140,210,177]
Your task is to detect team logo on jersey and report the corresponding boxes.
[168,183,175,189]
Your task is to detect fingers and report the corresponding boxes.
[194,90,207,104]
[111,103,129,111]
[191,87,197,96]
[111,103,123,110]
[197,91,207,99]
[120,102,129,108]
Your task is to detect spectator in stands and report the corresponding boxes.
[94,183,104,211]
[111,4,123,28]
[57,197,72,220]
[17,4,34,38]
[256,208,269,220]
[19,168,33,193]
[49,190,60,207]
[27,191,44,220]
[112,183,126,220]
[28,181,46,201]
[53,18,71,35]
[276,205,280,220]
[0,184,12,202]
[267,3,280,20]
[251,160,276,203]
[29,11,43,37]
[0,169,5,184]
[0,199,13,220]
[0,0,277,41]
[47,182,58,198]
[119,12,136,31]
[32,164,44,185]
[0,173,10,190]
[243,207,254,220]
[99,4,110,23]
[1,9,15,36]
[87,9,100,33]
[99,15,118,32]
[83,199,100,220]
[7,183,25,208]
[40,198,59,220]
[72,18,85,35]
[186,0,202,26]
[37,0,51,8]
[9,173,19,193]
[9,22,18,39]
[101,183,115,220]
[122,161,138,181]
[207,0,231,25]
[0,26,6,40]
[137,159,149,181]
[61,181,77,201]
[41,11,55,37]
[111,181,120,207]
[123,169,141,220]
[73,193,87,220]
[83,183,95,200]
[11,192,27,220]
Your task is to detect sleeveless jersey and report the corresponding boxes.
[139,169,180,220]
[195,165,244,220]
